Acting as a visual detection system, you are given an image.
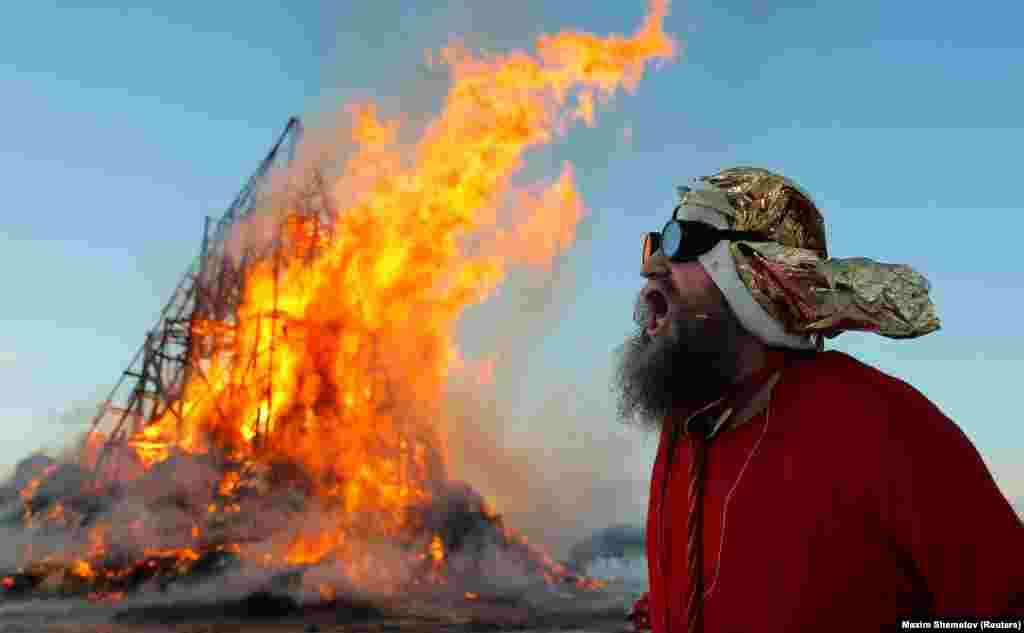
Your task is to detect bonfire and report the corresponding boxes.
[0,0,674,618]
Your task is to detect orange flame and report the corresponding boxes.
[285,531,345,567]
[429,535,445,564]
[318,583,338,602]
[20,464,58,502]
[98,0,674,584]
[70,559,96,580]
[217,470,241,496]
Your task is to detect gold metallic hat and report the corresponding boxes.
[683,166,940,342]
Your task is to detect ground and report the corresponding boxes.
[1,619,632,633]
[0,588,638,633]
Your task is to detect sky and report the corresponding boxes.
[1,0,1021,532]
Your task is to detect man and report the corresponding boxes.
[614,167,1023,632]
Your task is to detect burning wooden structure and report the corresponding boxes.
[1,118,598,607]
[1,2,674,619]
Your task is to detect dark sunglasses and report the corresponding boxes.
[642,208,770,267]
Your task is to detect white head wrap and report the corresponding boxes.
[676,204,819,351]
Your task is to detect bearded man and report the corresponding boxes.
[614,167,1023,632]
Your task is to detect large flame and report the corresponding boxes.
[45,0,675,596]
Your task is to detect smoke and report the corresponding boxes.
[446,249,653,560]
[445,382,652,560]
[0,448,435,604]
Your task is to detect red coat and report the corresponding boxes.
[640,350,1023,632]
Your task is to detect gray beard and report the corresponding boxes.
[612,305,747,431]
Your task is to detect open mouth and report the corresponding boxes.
[644,288,670,336]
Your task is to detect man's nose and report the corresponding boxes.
[642,250,671,278]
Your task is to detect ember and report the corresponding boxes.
[1,0,671,617]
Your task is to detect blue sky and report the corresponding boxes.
[1,0,1021,519]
